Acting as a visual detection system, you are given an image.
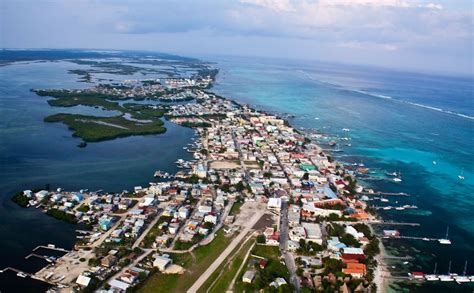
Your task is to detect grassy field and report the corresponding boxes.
[44,114,166,142]
[229,201,244,216]
[137,230,235,293]
[197,237,255,293]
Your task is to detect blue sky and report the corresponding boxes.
[1,0,472,74]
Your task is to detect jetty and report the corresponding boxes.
[33,245,70,253]
[360,191,410,197]
[369,221,420,227]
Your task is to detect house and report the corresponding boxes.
[327,237,347,251]
[204,214,218,225]
[242,270,255,283]
[178,207,190,219]
[302,222,323,245]
[35,190,48,201]
[153,255,173,271]
[342,247,365,260]
[101,254,117,268]
[99,216,114,231]
[109,279,130,291]
[267,197,282,212]
[270,277,288,288]
[266,232,280,246]
[342,263,366,278]
[76,275,91,287]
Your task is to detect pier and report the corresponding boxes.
[381,255,414,260]
[0,267,31,277]
[360,191,410,197]
[33,245,70,253]
[367,221,420,227]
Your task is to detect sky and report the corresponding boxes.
[0,0,472,75]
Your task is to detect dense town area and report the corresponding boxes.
[10,73,386,293]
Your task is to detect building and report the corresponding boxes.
[267,197,282,212]
[76,275,91,287]
[153,255,172,271]
[342,263,366,278]
[242,270,256,283]
[101,255,117,268]
[302,222,323,245]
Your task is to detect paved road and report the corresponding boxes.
[186,211,264,293]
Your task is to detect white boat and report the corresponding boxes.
[439,239,451,244]
[439,275,453,281]
[455,276,470,283]
[16,272,27,278]
[439,261,454,281]
[380,198,389,202]
[439,227,451,244]
[455,261,470,283]
[393,178,402,182]
[423,237,430,241]
[342,128,350,132]
[432,161,437,165]
[395,207,405,210]
[458,168,465,180]
[425,274,438,281]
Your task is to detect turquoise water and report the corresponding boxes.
[210,56,474,291]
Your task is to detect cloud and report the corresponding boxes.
[0,0,471,74]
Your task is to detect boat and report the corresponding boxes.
[393,178,402,182]
[16,272,27,278]
[383,207,392,210]
[455,261,470,283]
[438,227,452,244]
[432,161,437,165]
[422,237,430,241]
[342,128,350,132]
[380,198,389,202]
[425,275,438,281]
[458,168,465,180]
[438,261,455,281]
[395,207,405,210]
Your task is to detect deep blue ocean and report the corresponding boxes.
[0,54,473,292]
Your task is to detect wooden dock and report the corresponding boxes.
[33,245,69,253]
[368,221,420,227]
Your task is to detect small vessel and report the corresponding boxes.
[438,227,452,245]
[458,168,465,180]
[425,262,438,281]
[453,261,470,283]
[342,128,350,132]
[380,198,389,202]
[432,161,437,165]
[16,272,27,278]
[395,207,405,210]
[393,178,402,182]
[422,237,430,241]
[439,261,454,281]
